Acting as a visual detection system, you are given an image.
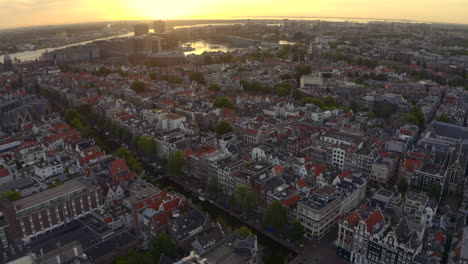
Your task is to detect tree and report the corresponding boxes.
[214,120,233,135]
[323,96,337,108]
[292,89,303,100]
[235,185,257,215]
[398,178,409,196]
[64,109,80,123]
[382,106,395,120]
[349,100,359,113]
[114,250,153,264]
[410,106,425,124]
[301,97,324,108]
[236,226,253,239]
[150,233,176,263]
[437,114,450,123]
[405,114,420,125]
[167,150,185,175]
[208,175,219,194]
[189,71,206,85]
[240,80,251,90]
[208,83,221,91]
[115,148,142,174]
[288,219,305,242]
[131,81,146,93]
[274,83,290,97]
[213,96,236,109]
[427,182,442,200]
[149,72,158,80]
[138,135,158,159]
[1,190,22,201]
[263,200,288,233]
[203,55,213,65]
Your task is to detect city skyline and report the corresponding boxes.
[1,0,468,29]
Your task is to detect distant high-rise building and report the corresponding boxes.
[153,20,165,34]
[134,23,149,36]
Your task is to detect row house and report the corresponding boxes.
[217,159,245,195]
[337,208,424,264]
[409,150,449,195]
[266,183,300,222]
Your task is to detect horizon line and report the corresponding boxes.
[2,15,468,31]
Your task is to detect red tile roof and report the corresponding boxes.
[366,209,385,234]
[343,211,362,227]
[313,163,326,175]
[18,141,39,150]
[0,168,10,178]
[405,159,423,173]
[283,194,300,207]
[274,165,283,175]
[297,179,307,188]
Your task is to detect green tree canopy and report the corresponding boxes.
[161,75,183,84]
[1,190,22,201]
[301,97,324,108]
[405,114,420,125]
[115,147,142,174]
[208,175,219,194]
[236,226,253,239]
[349,100,359,113]
[235,185,258,216]
[398,178,409,195]
[214,120,233,135]
[263,200,288,233]
[405,106,425,126]
[323,96,337,108]
[436,114,450,123]
[189,71,206,85]
[149,72,158,80]
[208,83,221,91]
[427,182,442,200]
[150,233,176,263]
[292,89,304,100]
[274,83,291,97]
[288,219,305,242]
[167,150,185,175]
[114,250,153,264]
[131,81,146,93]
[138,135,158,159]
[213,96,236,109]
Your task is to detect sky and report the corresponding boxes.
[1,0,468,29]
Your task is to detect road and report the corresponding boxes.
[290,230,348,264]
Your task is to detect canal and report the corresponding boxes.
[154,178,296,264]
[43,70,297,264]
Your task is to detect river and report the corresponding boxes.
[7,32,135,62]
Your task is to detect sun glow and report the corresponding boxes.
[0,0,468,29]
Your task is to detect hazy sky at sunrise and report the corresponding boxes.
[1,0,468,29]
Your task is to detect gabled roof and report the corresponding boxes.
[405,159,423,173]
[283,194,300,207]
[343,211,362,228]
[297,179,307,188]
[366,209,385,234]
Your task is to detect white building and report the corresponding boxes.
[159,113,186,130]
[33,162,64,180]
[300,72,323,88]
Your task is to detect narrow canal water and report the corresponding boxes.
[155,178,296,264]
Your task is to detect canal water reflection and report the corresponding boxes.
[155,178,296,264]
